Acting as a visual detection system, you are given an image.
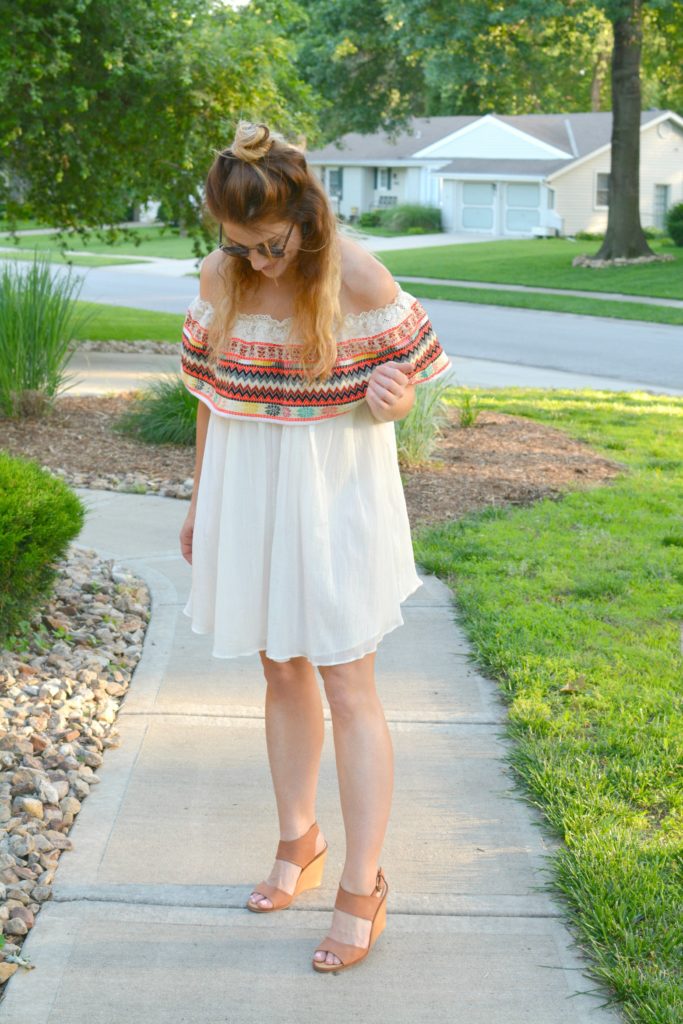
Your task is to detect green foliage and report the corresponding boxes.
[358,211,382,228]
[0,253,93,417]
[666,203,683,247]
[395,375,453,465]
[378,204,442,232]
[0,453,85,644]
[413,386,683,1024]
[114,376,198,446]
[0,0,320,256]
[457,390,480,427]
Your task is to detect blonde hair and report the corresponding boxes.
[204,121,342,383]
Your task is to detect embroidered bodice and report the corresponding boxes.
[180,286,451,425]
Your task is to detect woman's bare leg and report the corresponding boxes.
[248,652,327,909]
[313,651,393,966]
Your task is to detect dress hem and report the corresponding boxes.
[182,576,423,667]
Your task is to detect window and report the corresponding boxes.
[328,168,343,199]
[596,172,610,208]
[374,167,392,190]
[654,184,671,230]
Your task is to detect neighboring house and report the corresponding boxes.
[305,110,683,238]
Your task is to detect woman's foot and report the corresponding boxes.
[248,825,327,910]
[312,869,388,971]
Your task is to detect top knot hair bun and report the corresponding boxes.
[230,121,278,163]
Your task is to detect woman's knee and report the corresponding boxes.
[259,651,315,692]
[320,657,377,721]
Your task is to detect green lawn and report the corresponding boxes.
[72,302,185,343]
[413,387,683,1024]
[0,225,207,261]
[381,238,682,300]
[398,280,683,326]
[0,250,147,268]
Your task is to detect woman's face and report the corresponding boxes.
[220,217,302,279]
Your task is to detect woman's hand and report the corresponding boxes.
[365,361,417,422]
[180,508,196,565]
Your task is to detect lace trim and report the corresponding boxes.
[186,287,416,343]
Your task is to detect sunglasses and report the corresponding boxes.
[218,222,295,259]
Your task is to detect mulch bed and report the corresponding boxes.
[1,396,627,529]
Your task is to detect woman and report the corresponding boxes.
[179,121,451,973]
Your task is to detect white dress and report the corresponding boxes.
[180,290,452,666]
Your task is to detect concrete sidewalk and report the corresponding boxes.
[1,489,621,1023]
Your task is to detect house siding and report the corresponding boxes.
[553,151,612,235]
[639,121,683,226]
[553,118,683,235]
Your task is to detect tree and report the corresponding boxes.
[291,0,421,142]
[595,0,653,259]
[0,0,320,254]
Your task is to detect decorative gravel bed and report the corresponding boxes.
[0,548,150,983]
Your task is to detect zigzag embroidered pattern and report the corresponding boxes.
[180,295,452,424]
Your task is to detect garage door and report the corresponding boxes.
[461,183,496,231]
[505,183,541,233]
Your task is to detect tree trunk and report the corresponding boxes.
[595,0,654,259]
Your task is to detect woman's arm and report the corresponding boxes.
[179,252,223,563]
[339,238,417,423]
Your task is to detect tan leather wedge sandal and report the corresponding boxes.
[312,868,388,973]
[246,821,328,913]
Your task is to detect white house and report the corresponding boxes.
[305,110,683,238]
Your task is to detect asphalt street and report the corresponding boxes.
[50,261,683,395]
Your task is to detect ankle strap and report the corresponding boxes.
[276,821,320,868]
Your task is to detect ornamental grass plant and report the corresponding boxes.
[113,375,198,446]
[395,373,454,466]
[0,253,92,417]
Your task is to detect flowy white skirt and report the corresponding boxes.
[182,400,423,666]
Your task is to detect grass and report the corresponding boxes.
[0,250,147,268]
[0,225,205,261]
[397,280,683,326]
[70,302,185,343]
[381,238,682,300]
[412,386,683,1024]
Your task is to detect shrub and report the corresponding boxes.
[0,453,85,644]
[666,202,683,246]
[0,253,94,417]
[358,211,381,228]
[377,204,442,233]
[114,375,197,445]
[395,374,454,466]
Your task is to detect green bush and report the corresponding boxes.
[0,453,85,644]
[666,202,683,246]
[0,253,94,417]
[377,204,442,233]
[358,211,381,228]
[114,375,197,445]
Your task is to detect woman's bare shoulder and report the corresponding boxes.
[338,234,398,314]
[198,249,226,305]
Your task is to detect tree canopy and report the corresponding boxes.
[0,0,319,251]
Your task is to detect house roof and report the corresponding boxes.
[305,110,667,166]
[438,158,570,178]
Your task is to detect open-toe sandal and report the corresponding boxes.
[312,868,388,973]
[246,821,328,913]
